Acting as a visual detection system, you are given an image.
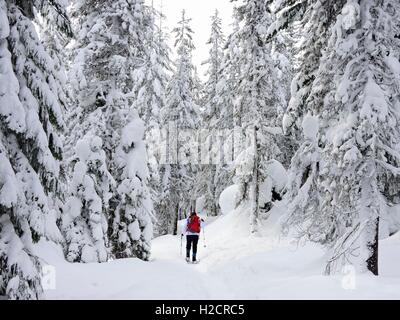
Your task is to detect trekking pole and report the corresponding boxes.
[180,234,183,256]
[202,221,207,248]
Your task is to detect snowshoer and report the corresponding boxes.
[182,211,202,263]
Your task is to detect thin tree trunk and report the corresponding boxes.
[173,204,179,235]
[250,126,259,234]
[361,166,379,276]
[367,216,379,276]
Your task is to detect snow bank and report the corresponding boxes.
[36,239,212,300]
[34,207,400,300]
[219,185,239,215]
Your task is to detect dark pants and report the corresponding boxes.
[186,235,199,261]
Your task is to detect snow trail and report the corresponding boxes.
[35,205,400,300]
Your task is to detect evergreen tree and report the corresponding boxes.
[210,8,243,209]
[161,10,200,232]
[269,10,296,169]
[218,7,241,132]
[0,0,71,299]
[62,134,114,263]
[282,114,323,241]
[67,0,152,156]
[133,3,169,129]
[279,0,400,276]
[38,2,72,222]
[166,10,199,129]
[156,163,178,235]
[132,2,171,236]
[199,10,226,216]
[193,66,205,109]
[317,0,400,275]
[232,0,285,234]
[202,9,225,126]
[111,110,154,260]
[67,0,154,260]
[268,0,346,138]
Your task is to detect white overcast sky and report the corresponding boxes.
[147,0,237,79]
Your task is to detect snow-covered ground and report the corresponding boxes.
[35,198,400,300]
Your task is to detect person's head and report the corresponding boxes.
[190,211,196,217]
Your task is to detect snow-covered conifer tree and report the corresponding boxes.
[110,110,154,260]
[62,134,114,263]
[197,10,226,216]
[283,114,323,240]
[209,9,243,210]
[202,10,225,126]
[166,10,199,129]
[161,10,200,230]
[280,0,400,276]
[0,0,71,299]
[38,2,73,219]
[131,3,171,235]
[268,0,346,138]
[232,0,286,234]
[67,0,154,259]
[218,8,241,132]
[67,0,152,154]
[317,0,400,275]
[132,4,169,129]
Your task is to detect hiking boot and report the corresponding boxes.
[186,257,190,263]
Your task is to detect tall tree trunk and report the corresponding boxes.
[367,217,379,276]
[361,166,379,276]
[173,204,179,235]
[250,126,259,234]
[190,199,196,213]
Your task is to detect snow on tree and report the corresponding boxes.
[38,2,73,221]
[198,9,226,216]
[282,0,400,276]
[207,8,243,212]
[268,9,296,169]
[0,0,71,299]
[375,0,400,239]
[62,134,114,263]
[218,7,241,132]
[282,114,323,241]
[110,110,154,260]
[202,10,225,126]
[160,10,200,231]
[156,163,184,235]
[66,0,107,160]
[67,0,152,159]
[166,9,200,129]
[231,0,286,234]
[155,164,174,235]
[67,0,155,258]
[268,0,346,138]
[192,66,204,108]
[316,0,400,276]
[132,4,169,128]
[131,2,171,235]
[38,2,71,124]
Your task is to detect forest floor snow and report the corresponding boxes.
[35,205,400,300]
